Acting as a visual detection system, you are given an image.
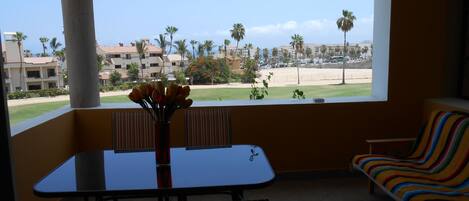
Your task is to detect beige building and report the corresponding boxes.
[2,32,63,93]
[97,43,188,82]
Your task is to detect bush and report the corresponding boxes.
[187,57,232,85]
[7,88,70,100]
[241,59,259,83]
[110,71,122,86]
[175,70,188,85]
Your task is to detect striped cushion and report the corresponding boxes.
[353,111,469,201]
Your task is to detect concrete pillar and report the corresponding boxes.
[61,0,100,108]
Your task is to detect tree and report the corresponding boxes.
[337,9,356,84]
[230,23,245,57]
[306,47,313,59]
[254,47,261,62]
[197,44,205,57]
[39,37,49,56]
[165,26,178,54]
[244,43,253,59]
[155,34,168,74]
[174,39,188,67]
[272,48,279,66]
[14,32,27,91]
[109,70,122,86]
[96,54,104,72]
[49,37,62,56]
[362,46,369,59]
[127,63,140,81]
[135,40,148,79]
[290,34,304,85]
[190,40,198,59]
[203,40,214,56]
[262,48,269,64]
[223,39,231,61]
[320,45,327,59]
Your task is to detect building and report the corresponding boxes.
[96,43,187,83]
[2,32,63,92]
[278,42,373,59]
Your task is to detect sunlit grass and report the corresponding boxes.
[8,83,371,125]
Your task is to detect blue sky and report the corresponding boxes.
[0,0,373,54]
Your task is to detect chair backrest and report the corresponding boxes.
[184,108,232,147]
[112,110,155,152]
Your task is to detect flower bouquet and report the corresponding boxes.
[128,81,193,165]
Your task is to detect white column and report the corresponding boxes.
[61,0,100,108]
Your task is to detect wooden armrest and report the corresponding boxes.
[366,138,416,144]
[366,138,416,155]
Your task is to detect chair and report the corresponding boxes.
[112,110,155,152]
[184,108,232,148]
[184,108,269,201]
[352,111,469,201]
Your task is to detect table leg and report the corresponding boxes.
[231,190,244,201]
[178,195,188,201]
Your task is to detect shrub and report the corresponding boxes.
[110,71,122,86]
[175,70,188,85]
[7,88,70,100]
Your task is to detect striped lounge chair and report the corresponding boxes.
[352,111,469,201]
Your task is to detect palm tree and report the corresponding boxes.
[174,39,187,67]
[49,37,62,56]
[203,40,214,56]
[165,26,178,54]
[244,43,253,58]
[223,39,231,60]
[290,34,304,85]
[197,44,205,57]
[262,48,269,64]
[337,9,356,84]
[272,48,279,67]
[39,37,49,56]
[230,23,245,57]
[135,40,148,79]
[190,40,198,59]
[362,46,369,59]
[306,47,313,60]
[320,45,327,59]
[14,32,27,90]
[155,34,168,74]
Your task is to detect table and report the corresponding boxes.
[34,145,275,201]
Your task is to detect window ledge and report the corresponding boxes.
[10,96,388,136]
[11,106,73,137]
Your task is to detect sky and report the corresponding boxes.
[0,0,374,54]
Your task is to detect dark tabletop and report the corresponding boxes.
[34,145,275,197]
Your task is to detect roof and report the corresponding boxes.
[23,57,57,64]
[98,45,163,54]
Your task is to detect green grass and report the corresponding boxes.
[8,83,371,125]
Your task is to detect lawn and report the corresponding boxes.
[8,83,371,125]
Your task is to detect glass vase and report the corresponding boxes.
[155,121,171,165]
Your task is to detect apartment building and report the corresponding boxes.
[2,32,63,92]
[97,43,188,82]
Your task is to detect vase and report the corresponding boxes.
[156,165,173,188]
[155,121,171,165]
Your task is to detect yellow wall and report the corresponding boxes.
[11,111,75,201]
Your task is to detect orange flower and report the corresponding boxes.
[156,81,165,96]
[128,88,144,103]
[178,86,191,98]
[181,99,193,109]
[139,83,154,98]
[166,83,179,101]
[151,89,166,106]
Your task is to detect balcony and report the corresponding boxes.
[2,0,467,201]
